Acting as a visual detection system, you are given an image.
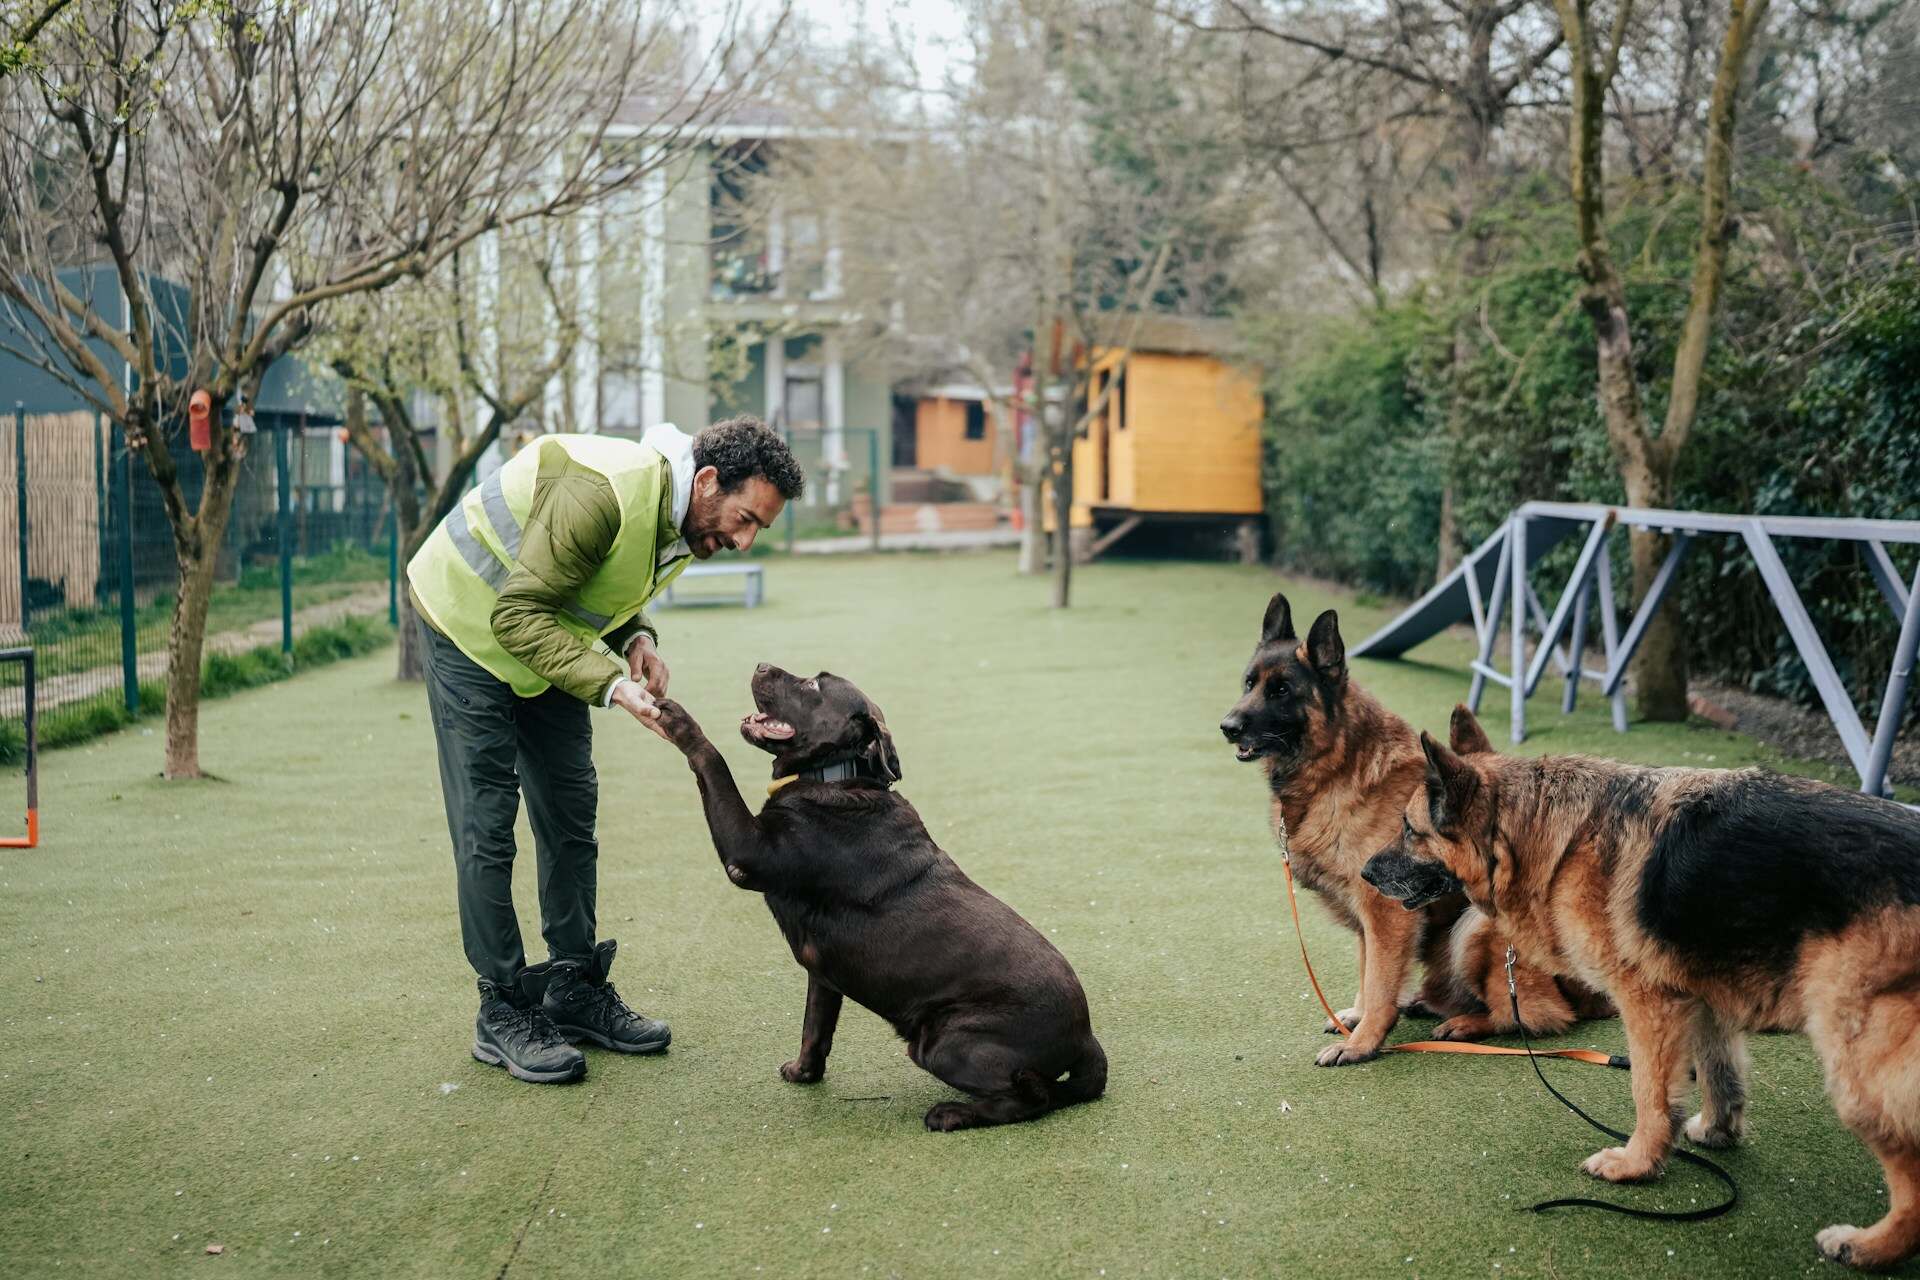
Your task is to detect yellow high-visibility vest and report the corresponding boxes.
[407,434,690,697]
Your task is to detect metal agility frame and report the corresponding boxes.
[1,646,37,848]
[1352,502,1920,800]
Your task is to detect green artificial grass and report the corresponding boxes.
[0,553,1907,1278]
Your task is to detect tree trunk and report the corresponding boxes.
[1049,445,1073,609]
[162,536,224,780]
[396,589,424,682]
[1018,476,1046,575]
[1617,451,1687,717]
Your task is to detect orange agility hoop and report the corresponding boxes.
[1,646,38,849]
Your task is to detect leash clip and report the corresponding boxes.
[1504,945,1518,998]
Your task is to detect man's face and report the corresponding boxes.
[684,468,784,559]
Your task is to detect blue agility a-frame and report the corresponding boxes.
[1351,502,1920,800]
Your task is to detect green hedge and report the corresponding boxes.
[1258,174,1920,714]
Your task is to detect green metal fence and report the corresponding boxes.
[2,403,399,742]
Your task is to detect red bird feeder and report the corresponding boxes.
[188,389,213,452]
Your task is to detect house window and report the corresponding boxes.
[964,401,986,441]
[1113,366,1127,430]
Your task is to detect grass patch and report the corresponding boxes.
[0,554,1901,1278]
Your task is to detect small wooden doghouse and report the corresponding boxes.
[1064,315,1263,560]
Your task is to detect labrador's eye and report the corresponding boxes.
[1244,674,1255,691]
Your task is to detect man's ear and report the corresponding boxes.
[1306,609,1345,683]
[1420,731,1479,836]
[1262,592,1295,644]
[860,711,902,783]
[1449,704,1494,756]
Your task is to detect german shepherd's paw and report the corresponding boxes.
[1400,997,1444,1019]
[1814,1223,1894,1270]
[1323,1008,1362,1034]
[1432,1013,1496,1041]
[1314,1041,1381,1067]
[1581,1146,1663,1182]
[1683,1111,1743,1149]
[779,1058,824,1084]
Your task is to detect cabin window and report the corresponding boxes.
[1113,366,1127,430]
[964,401,987,441]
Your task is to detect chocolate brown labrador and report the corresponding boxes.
[651,664,1107,1131]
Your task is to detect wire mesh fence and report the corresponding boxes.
[1,406,399,749]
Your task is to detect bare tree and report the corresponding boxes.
[0,0,776,777]
[1553,0,1770,720]
[319,227,587,681]
[1177,0,1566,576]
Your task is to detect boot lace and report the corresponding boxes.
[496,1002,567,1049]
[582,980,638,1026]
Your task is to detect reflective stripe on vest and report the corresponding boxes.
[446,501,509,591]
[447,469,621,626]
[407,433,678,699]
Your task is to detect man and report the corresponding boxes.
[408,415,803,1084]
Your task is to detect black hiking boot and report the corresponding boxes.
[471,973,587,1084]
[531,940,671,1054]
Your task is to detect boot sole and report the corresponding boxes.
[553,1023,671,1054]
[471,1040,587,1083]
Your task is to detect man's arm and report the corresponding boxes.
[489,459,631,706]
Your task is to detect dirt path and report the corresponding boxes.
[2,588,391,718]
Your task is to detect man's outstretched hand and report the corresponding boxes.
[628,633,670,698]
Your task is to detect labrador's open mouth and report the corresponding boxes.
[741,712,795,742]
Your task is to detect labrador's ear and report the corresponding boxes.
[859,711,901,783]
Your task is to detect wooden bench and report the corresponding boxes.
[658,562,765,609]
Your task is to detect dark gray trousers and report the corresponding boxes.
[419,619,599,989]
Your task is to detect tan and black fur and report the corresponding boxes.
[1220,594,1607,1064]
[1363,739,1920,1271]
[1427,708,1616,1043]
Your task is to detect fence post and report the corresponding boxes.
[782,422,795,555]
[277,422,293,656]
[868,428,881,554]
[118,430,138,713]
[14,404,28,635]
[92,410,106,596]
[388,505,399,626]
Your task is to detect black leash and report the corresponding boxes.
[1506,947,1739,1222]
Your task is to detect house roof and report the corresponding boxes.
[1109,313,1241,357]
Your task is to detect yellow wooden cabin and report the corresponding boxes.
[1062,315,1263,560]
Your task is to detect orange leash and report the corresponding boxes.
[1277,834,1625,1069]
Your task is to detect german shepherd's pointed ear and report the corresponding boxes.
[1449,704,1493,756]
[1420,731,1479,836]
[1261,592,1295,644]
[858,710,902,783]
[1306,609,1346,682]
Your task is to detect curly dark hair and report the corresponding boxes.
[693,415,805,500]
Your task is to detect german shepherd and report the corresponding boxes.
[1220,593,1607,1063]
[1363,739,1920,1270]
[1429,709,1615,1043]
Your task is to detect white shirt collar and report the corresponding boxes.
[641,422,696,563]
